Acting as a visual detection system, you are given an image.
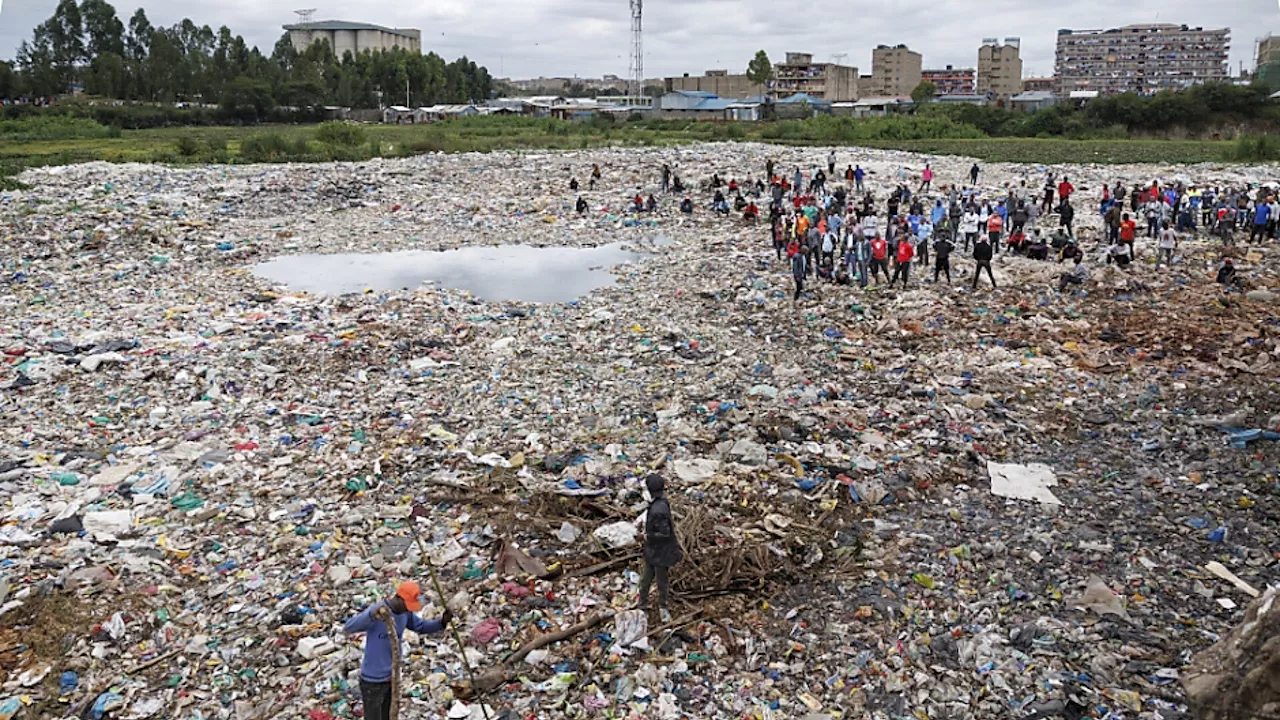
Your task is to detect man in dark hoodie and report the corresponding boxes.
[637,475,682,622]
[972,236,996,290]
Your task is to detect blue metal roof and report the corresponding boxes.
[670,90,717,98]
[692,98,736,111]
[777,92,831,106]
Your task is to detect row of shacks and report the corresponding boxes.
[381,96,634,124]
[378,88,1107,125]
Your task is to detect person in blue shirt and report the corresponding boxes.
[1251,200,1272,244]
[995,200,1008,223]
[345,582,450,720]
[853,165,866,193]
[930,199,947,234]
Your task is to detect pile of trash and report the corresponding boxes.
[0,144,1276,720]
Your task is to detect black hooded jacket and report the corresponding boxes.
[644,487,682,568]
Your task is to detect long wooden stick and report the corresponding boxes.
[407,521,491,720]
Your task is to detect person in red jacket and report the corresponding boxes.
[870,235,889,284]
[1119,212,1137,256]
[890,237,914,288]
[1058,176,1075,205]
[986,213,1004,248]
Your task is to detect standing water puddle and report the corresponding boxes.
[253,241,666,303]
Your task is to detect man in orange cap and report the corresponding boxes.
[345,581,450,720]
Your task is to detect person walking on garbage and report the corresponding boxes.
[788,239,806,300]
[590,164,602,190]
[1041,173,1055,214]
[972,236,996,290]
[1156,221,1178,267]
[576,196,588,214]
[854,165,866,193]
[1058,200,1075,238]
[345,582,450,720]
[969,163,980,185]
[828,151,836,176]
[890,235,914,289]
[933,232,954,284]
[661,164,671,193]
[637,475,682,622]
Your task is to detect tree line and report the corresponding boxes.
[0,0,493,118]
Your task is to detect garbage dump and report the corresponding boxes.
[0,143,1277,720]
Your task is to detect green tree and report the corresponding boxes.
[86,51,127,96]
[81,0,125,58]
[0,61,17,99]
[911,80,937,103]
[49,0,86,65]
[746,49,772,94]
[16,32,61,97]
[220,76,275,121]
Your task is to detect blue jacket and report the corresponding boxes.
[344,600,444,682]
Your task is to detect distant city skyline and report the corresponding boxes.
[0,1,1270,82]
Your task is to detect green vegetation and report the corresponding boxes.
[1226,135,1280,163]
[911,80,937,104]
[5,0,492,114]
[0,114,119,141]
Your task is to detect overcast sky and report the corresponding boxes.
[1,0,1274,80]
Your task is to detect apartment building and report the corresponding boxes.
[1258,34,1280,89]
[869,45,923,97]
[1054,24,1229,95]
[977,38,1023,100]
[773,53,860,101]
[1022,77,1055,93]
[664,70,764,99]
[922,66,976,95]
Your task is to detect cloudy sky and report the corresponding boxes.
[1,0,1274,80]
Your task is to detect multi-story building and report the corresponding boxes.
[977,38,1023,100]
[664,70,765,99]
[1257,34,1280,90]
[922,66,976,95]
[1054,24,1229,95]
[869,45,923,97]
[773,53,859,101]
[1022,77,1055,93]
[283,20,421,55]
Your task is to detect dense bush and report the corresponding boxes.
[1227,135,1280,162]
[0,115,120,141]
[314,121,367,147]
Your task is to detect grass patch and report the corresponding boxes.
[1226,134,1280,162]
[0,115,121,142]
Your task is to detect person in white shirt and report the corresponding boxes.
[1108,238,1132,267]
[862,213,879,239]
[1145,199,1161,238]
[1157,222,1178,267]
[1058,255,1090,292]
[960,208,980,251]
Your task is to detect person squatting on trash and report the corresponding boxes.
[345,582,450,720]
[637,475,682,622]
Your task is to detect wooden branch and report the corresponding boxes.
[455,611,614,698]
[568,552,640,577]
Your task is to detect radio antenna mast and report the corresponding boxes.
[628,0,643,101]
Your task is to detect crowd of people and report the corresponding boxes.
[567,157,1272,302]
[687,159,1273,301]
